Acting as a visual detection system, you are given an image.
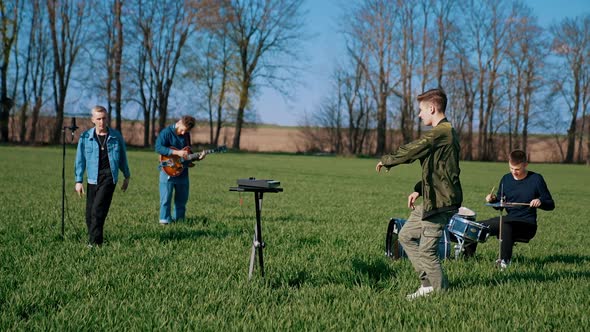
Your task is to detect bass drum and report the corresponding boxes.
[385,218,452,260]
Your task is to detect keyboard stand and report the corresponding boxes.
[229,186,283,279]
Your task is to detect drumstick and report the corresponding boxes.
[503,202,531,206]
[489,186,495,196]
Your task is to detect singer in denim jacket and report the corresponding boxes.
[74,106,131,246]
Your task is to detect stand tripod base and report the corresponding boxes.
[229,182,282,280]
[248,233,265,279]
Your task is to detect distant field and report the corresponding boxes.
[1,146,588,330]
[9,115,586,161]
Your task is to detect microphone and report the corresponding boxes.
[69,117,79,139]
[70,117,79,132]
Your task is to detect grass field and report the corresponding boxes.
[1,145,589,330]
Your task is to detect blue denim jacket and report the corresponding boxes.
[155,124,190,184]
[75,127,131,184]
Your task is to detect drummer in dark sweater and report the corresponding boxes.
[464,150,555,268]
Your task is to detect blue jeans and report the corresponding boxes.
[159,182,189,222]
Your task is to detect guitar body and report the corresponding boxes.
[159,145,227,177]
[159,147,194,177]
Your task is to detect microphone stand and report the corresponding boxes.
[61,117,79,239]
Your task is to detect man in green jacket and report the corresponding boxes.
[376,88,462,300]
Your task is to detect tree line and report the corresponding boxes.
[300,0,589,163]
[0,0,305,150]
[0,0,588,163]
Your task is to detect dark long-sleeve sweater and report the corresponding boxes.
[494,171,555,224]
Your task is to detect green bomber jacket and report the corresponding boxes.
[380,118,463,219]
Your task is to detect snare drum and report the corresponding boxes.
[447,214,490,243]
[458,206,477,221]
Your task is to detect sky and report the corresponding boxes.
[253,0,590,127]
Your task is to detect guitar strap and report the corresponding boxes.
[183,132,192,150]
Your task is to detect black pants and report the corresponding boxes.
[463,217,537,261]
[86,169,116,245]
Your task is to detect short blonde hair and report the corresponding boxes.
[417,88,447,113]
[91,105,107,116]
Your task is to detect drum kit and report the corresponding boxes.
[386,184,530,263]
[385,207,487,260]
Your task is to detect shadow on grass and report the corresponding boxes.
[526,253,590,265]
[451,254,590,290]
[120,222,240,243]
[266,270,310,290]
[267,213,311,223]
[266,257,396,290]
[156,228,229,242]
[351,257,397,289]
[183,216,210,226]
[286,271,309,289]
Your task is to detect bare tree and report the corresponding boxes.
[194,31,231,146]
[314,96,343,154]
[124,2,155,147]
[338,61,373,155]
[461,0,513,160]
[132,0,194,139]
[550,14,590,163]
[220,0,306,150]
[0,0,19,142]
[579,66,590,163]
[427,0,457,142]
[343,0,401,155]
[451,52,476,159]
[46,0,87,144]
[417,0,432,140]
[19,0,49,143]
[396,0,418,144]
[134,34,156,147]
[91,0,124,131]
[432,0,455,88]
[506,4,547,153]
[113,0,124,132]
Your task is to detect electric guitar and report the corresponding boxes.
[159,145,227,177]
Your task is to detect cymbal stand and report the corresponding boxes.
[497,183,504,267]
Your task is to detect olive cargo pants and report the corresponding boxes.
[398,205,455,290]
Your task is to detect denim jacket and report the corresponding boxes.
[155,124,191,183]
[75,127,131,184]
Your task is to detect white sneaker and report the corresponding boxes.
[159,219,170,225]
[496,259,510,270]
[406,286,434,300]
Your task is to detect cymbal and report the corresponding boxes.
[485,202,530,207]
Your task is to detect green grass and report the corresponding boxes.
[1,145,589,331]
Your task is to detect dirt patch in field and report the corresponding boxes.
[191,127,307,153]
[7,116,588,163]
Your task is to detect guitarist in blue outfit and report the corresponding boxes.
[155,115,206,225]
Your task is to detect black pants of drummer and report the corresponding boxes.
[464,217,537,261]
[86,169,116,245]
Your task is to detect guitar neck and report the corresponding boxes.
[186,147,224,160]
